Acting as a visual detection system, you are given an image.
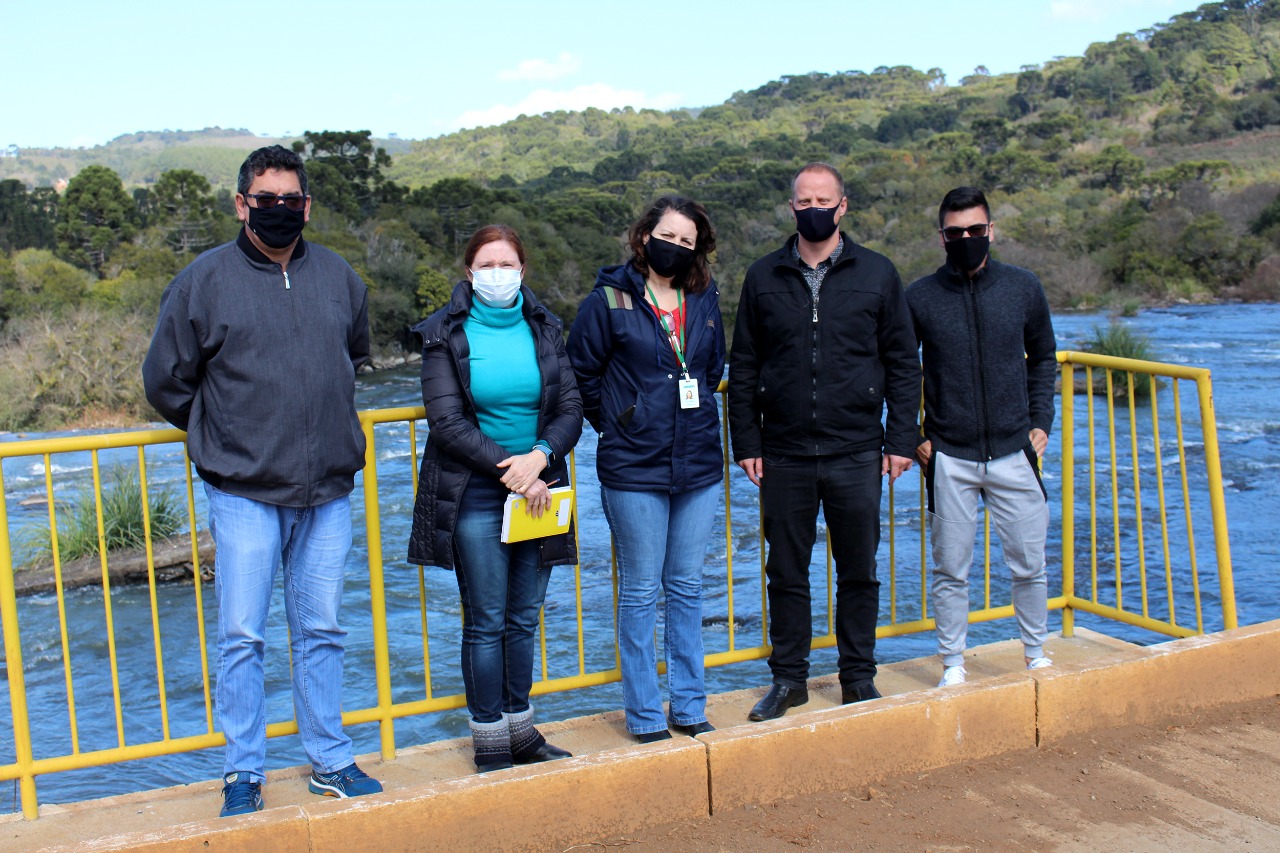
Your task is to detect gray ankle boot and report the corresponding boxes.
[469,717,512,772]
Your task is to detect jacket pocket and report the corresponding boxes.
[755,363,784,419]
[601,365,645,431]
[843,362,886,413]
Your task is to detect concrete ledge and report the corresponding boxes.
[1036,619,1280,745]
[303,738,708,853]
[17,625,1280,851]
[34,806,311,853]
[704,676,1036,812]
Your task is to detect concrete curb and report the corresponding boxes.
[703,676,1036,812]
[33,806,310,853]
[302,739,708,853]
[1035,619,1280,745]
[17,622,1280,852]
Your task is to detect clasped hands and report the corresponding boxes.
[497,448,552,517]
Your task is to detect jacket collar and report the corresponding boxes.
[595,260,714,307]
[236,227,306,265]
[593,260,650,300]
[934,256,1000,292]
[443,280,553,325]
[771,232,859,273]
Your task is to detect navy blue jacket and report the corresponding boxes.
[567,262,727,494]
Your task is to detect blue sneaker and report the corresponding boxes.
[220,771,264,817]
[309,763,383,799]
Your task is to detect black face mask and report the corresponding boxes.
[794,204,842,243]
[944,235,990,274]
[645,236,696,280]
[247,203,306,249]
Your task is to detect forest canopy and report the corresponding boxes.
[1,0,1279,429]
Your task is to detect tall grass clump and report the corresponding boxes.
[1083,319,1154,397]
[24,466,184,564]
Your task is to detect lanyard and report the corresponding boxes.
[645,283,688,378]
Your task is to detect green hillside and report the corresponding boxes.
[2,0,1279,430]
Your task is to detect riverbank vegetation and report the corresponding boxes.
[19,466,183,565]
[2,1,1279,429]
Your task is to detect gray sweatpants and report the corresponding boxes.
[928,448,1049,667]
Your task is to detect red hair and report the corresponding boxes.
[463,224,526,271]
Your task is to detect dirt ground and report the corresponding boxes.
[580,695,1280,852]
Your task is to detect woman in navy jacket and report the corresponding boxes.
[568,196,726,742]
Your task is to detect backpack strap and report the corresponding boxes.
[602,286,634,310]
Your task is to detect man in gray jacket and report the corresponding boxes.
[143,145,381,816]
[905,186,1057,689]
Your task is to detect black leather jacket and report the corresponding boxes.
[728,233,920,461]
[407,281,582,569]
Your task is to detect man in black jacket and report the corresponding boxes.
[728,162,920,720]
[906,186,1057,690]
[143,146,381,816]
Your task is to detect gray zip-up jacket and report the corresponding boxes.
[143,231,370,507]
[906,257,1056,464]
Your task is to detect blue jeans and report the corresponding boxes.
[452,477,551,724]
[205,484,354,783]
[601,483,719,735]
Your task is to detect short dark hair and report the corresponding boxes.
[237,145,309,196]
[627,195,717,294]
[938,186,990,227]
[791,162,845,200]
[463,224,526,271]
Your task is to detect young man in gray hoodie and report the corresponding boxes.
[143,145,381,816]
[905,186,1057,688]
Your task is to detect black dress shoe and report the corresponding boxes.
[748,684,809,721]
[841,679,882,704]
[669,718,716,737]
[512,741,572,764]
[634,730,673,744]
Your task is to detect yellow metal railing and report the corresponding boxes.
[0,355,1235,818]
[1057,350,1236,638]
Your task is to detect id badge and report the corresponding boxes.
[678,377,700,409]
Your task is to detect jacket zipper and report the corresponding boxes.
[811,287,820,453]
[967,279,992,463]
[283,270,291,290]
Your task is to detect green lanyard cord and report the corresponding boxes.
[645,282,689,377]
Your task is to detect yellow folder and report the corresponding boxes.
[500,487,574,543]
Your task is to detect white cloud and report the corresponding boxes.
[497,52,582,82]
[452,84,684,130]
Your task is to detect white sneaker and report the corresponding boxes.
[1026,656,1053,670]
[938,665,967,687]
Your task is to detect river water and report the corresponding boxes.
[2,304,1277,810]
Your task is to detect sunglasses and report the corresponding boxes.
[940,223,991,241]
[246,193,308,211]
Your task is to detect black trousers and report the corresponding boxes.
[760,450,883,687]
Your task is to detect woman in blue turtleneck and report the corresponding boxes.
[407,225,582,773]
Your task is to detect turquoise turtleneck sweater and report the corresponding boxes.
[464,293,541,456]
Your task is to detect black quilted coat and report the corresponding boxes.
[406,281,583,569]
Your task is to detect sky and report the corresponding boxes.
[1,0,1195,150]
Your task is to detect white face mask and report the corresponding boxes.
[470,267,522,306]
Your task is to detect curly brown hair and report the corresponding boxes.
[626,196,716,293]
